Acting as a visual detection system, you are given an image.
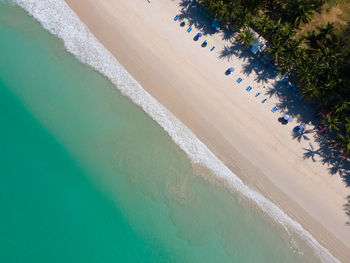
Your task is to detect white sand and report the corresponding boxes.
[64,0,350,260]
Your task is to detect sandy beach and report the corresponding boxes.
[65,0,350,260]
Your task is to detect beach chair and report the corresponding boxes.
[246,86,252,92]
[187,27,192,32]
[271,107,278,113]
[210,46,215,51]
[261,98,267,103]
[174,15,179,21]
[236,77,243,83]
[255,92,261,97]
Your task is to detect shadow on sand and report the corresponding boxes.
[265,81,317,125]
[218,42,275,82]
[345,196,350,226]
[268,80,350,186]
[178,0,217,36]
[301,136,350,186]
[291,129,312,142]
[177,0,350,218]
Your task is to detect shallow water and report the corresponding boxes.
[0,3,325,262]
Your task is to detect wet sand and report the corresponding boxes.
[65,0,350,261]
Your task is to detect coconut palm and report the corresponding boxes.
[307,23,335,49]
[268,40,286,64]
[322,114,340,133]
[197,0,350,156]
[285,0,316,25]
[337,133,350,154]
[237,26,254,48]
[258,15,272,35]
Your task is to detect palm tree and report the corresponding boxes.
[267,40,286,64]
[300,82,320,101]
[334,101,350,115]
[237,26,254,48]
[344,118,350,134]
[197,0,350,157]
[322,114,340,133]
[280,38,304,70]
[285,0,315,25]
[257,15,272,35]
[269,18,283,37]
[234,6,252,29]
[337,133,350,154]
[307,23,335,49]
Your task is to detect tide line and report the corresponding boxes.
[14,0,339,262]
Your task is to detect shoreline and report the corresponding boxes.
[18,0,349,261]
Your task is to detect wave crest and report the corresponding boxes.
[14,0,339,262]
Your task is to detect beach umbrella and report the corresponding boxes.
[183,18,188,24]
[299,125,305,131]
[196,32,203,38]
[283,114,290,121]
[226,67,235,75]
[288,116,293,122]
[205,39,210,44]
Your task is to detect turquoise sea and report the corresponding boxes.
[0,2,326,262]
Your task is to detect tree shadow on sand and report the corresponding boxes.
[291,129,313,142]
[267,80,350,187]
[304,138,350,222]
[242,55,276,80]
[218,45,241,61]
[264,81,317,125]
[242,57,258,77]
[254,70,271,84]
[177,0,217,36]
[218,43,276,80]
[178,0,236,42]
[345,196,350,226]
[302,135,350,186]
[178,0,275,81]
[177,1,350,215]
[264,80,350,186]
[303,143,321,162]
[221,28,236,42]
[314,135,350,185]
[218,42,255,62]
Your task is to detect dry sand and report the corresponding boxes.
[65,0,350,260]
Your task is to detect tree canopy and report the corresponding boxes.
[197,0,350,155]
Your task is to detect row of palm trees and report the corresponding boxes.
[197,0,324,26]
[196,0,350,155]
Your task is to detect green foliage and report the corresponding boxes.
[197,0,350,155]
[237,26,254,48]
[284,0,318,25]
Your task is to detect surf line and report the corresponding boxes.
[13,0,339,262]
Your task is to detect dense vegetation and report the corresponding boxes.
[197,0,350,155]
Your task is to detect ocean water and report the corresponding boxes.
[0,2,336,263]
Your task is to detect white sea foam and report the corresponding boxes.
[14,0,340,262]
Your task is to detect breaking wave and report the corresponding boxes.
[14,0,339,262]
